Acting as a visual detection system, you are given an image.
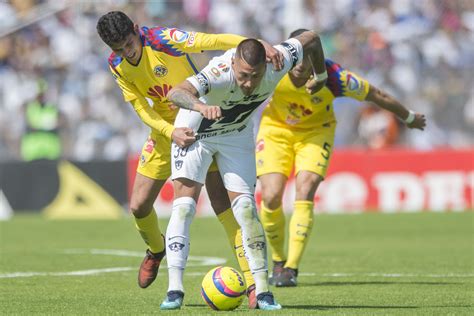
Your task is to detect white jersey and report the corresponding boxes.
[174,38,303,139]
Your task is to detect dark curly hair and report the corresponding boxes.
[96,11,135,46]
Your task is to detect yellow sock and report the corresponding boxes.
[286,200,314,269]
[134,209,165,254]
[217,208,254,288]
[259,202,286,262]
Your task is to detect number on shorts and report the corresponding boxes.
[321,142,331,160]
[173,147,189,158]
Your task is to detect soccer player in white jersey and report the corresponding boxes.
[161,31,326,310]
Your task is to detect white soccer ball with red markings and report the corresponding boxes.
[201,266,246,310]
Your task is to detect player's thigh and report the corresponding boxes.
[205,170,231,215]
[216,136,256,195]
[295,171,323,201]
[171,140,214,185]
[294,126,335,178]
[137,134,172,181]
[255,124,294,178]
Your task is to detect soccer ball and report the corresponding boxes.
[201,266,246,311]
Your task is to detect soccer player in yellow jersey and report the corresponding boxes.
[96,11,282,307]
[256,29,427,287]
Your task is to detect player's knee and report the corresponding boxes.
[211,199,232,215]
[231,194,256,223]
[130,195,154,218]
[173,196,196,219]
[261,190,283,210]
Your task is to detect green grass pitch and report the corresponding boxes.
[1,212,473,315]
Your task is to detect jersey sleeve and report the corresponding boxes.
[186,56,232,97]
[108,65,140,102]
[325,59,370,100]
[145,27,245,55]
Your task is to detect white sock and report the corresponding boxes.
[231,194,269,295]
[166,196,196,292]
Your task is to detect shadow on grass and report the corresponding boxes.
[300,281,460,286]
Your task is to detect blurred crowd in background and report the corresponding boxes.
[0,0,472,162]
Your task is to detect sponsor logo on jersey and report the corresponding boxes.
[169,28,189,43]
[195,72,210,94]
[217,63,230,72]
[186,31,196,46]
[208,67,221,78]
[144,138,156,153]
[257,159,264,168]
[256,139,265,152]
[153,65,168,77]
[168,242,185,252]
[347,73,366,96]
[281,42,299,68]
[147,84,173,100]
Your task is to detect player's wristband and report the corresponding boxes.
[316,71,328,83]
[405,110,416,124]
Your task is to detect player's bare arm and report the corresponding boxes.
[366,84,427,130]
[259,40,284,71]
[168,81,222,120]
[293,31,327,94]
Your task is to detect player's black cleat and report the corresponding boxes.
[138,247,166,288]
[273,267,298,287]
[268,260,286,286]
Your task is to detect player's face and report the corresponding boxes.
[109,25,142,65]
[232,57,266,96]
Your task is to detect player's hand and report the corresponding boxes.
[172,127,196,148]
[197,104,222,120]
[407,113,426,131]
[260,40,284,71]
[305,75,326,94]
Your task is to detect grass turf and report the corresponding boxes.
[0,212,473,315]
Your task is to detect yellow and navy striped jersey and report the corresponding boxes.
[260,59,370,130]
[108,26,245,125]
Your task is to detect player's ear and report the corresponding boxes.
[133,24,139,34]
[231,57,234,65]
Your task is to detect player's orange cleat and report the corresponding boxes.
[138,248,166,288]
[246,284,257,309]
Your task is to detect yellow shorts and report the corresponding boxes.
[255,122,336,178]
[137,133,218,180]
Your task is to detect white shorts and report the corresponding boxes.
[171,129,256,194]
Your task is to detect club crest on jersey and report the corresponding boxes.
[168,242,185,252]
[169,28,189,43]
[154,65,168,77]
[311,96,322,103]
